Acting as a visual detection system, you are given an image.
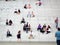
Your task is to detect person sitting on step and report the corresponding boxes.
[9,19,13,26]
[6,29,12,37]
[21,18,25,23]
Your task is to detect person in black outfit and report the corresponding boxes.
[6,19,8,25]
[7,30,12,37]
[18,9,21,13]
[9,20,13,26]
[46,25,51,34]
[24,4,27,9]
[41,24,46,33]
[14,11,17,13]
[17,31,21,39]
[25,22,29,33]
[23,24,26,31]
[21,18,25,23]
[5,0,8,1]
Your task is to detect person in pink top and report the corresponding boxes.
[55,17,58,28]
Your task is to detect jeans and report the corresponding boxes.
[57,40,60,45]
[56,23,58,28]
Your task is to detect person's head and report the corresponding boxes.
[57,27,60,31]
[44,24,46,25]
[48,25,51,28]
[18,9,20,13]
[28,4,30,6]
[7,29,10,33]
[27,22,28,24]
[22,17,24,20]
[18,30,21,34]
[6,19,8,21]
[43,24,46,27]
[9,19,12,21]
[25,4,27,6]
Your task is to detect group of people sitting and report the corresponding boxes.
[14,9,35,17]
[23,22,31,33]
[24,4,31,9]
[5,0,42,6]
[37,24,51,34]
[6,29,34,39]
[6,18,51,40]
[27,11,35,18]
[6,19,13,26]
[6,18,51,34]
[14,9,21,14]
[7,29,21,40]
[20,17,51,34]
[20,18,51,34]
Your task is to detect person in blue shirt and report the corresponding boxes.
[37,24,42,31]
[55,28,60,45]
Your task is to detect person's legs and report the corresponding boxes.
[26,28,28,33]
[27,14,28,17]
[37,28,39,31]
[57,40,60,45]
[56,23,58,28]
[29,14,31,17]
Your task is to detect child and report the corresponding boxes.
[28,31,34,39]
